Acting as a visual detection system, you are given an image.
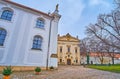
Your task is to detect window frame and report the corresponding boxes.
[0,28,7,46]
[32,35,43,50]
[35,18,45,29]
[0,9,14,21]
[0,6,15,22]
[75,47,77,53]
[60,46,62,53]
[76,59,78,63]
[67,46,70,52]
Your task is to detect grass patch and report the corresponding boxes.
[88,64,120,73]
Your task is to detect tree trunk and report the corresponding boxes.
[112,57,114,65]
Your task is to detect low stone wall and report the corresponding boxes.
[0,66,47,72]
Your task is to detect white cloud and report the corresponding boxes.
[58,0,85,36]
[89,0,110,7]
[59,0,85,27]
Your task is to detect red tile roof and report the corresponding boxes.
[2,0,52,18]
[81,52,120,58]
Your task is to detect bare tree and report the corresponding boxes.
[80,37,107,64]
[80,37,93,64]
[89,39,108,64]
[84,1,120,64]
[80,37,91,55]
[86,2,120,50]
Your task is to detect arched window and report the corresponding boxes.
[32,35,42,50]
[1,10,13,21]
[36,19,44,28]
[0,28,7,46]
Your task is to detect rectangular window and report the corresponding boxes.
[36,19,44,28]
[68,46,70,52]
[75,48,77,53]
[60,46,62,53]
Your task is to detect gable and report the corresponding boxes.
[58,33,80,42]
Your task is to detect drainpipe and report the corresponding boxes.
[46,17,54,70]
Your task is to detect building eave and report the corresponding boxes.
[3,0,53,18]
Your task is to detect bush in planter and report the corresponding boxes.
[50,66,54,70]
[2,66,12,79]
[35,67,41,75]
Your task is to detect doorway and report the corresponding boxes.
[67,59,71,65]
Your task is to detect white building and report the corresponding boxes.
[0,0,61,69]
[81,52,120,64]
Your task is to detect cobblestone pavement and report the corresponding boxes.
[0,66,120,79]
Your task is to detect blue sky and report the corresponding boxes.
[12,0,115,39]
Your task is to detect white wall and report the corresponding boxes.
[0,1,60,67]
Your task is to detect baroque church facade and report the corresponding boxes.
[0,0,61,69]
[57,33,80,65]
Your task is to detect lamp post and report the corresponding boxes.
[87,52,89,65]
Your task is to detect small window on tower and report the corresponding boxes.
[75,47,77,53]
[60,46,62,53]
[68,46,70,52]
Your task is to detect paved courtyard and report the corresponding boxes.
[0,66,120,79]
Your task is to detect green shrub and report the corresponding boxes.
[35,67,41,72]
[50,66,54,69]
[2,66,12,76]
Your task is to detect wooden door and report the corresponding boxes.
[67,59,71,65]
